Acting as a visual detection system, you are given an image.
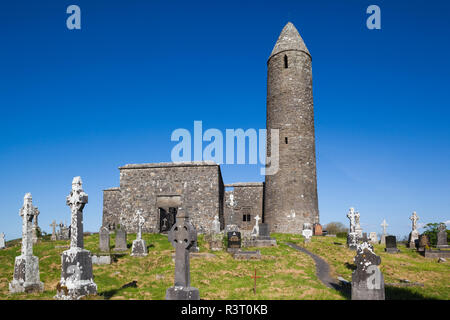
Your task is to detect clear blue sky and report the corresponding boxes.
[1,0,449,240]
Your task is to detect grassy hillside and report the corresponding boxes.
[0,233,448,300]
[291,235,450,300]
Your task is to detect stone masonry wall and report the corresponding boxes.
[102,188,121,229]
[223,183,264,231]
[117,161,224,234]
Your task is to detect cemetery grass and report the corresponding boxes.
[291,235,450,300]
[0,233,344,300]
[1,234,448,300]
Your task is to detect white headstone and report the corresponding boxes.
[302,223,313,242]
[212,215,221,234]
[0,232,5,249]
[251,215,261,237]
[369,232,378,243]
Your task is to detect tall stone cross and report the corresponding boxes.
[50,220,57,240]
[32,207,40,243]
[20,193,36,257]
[66,176,88,249]
[136,210,145,241]
[410,212,419,231]
[347,208,356,233]
[381,219,388,235]
[355,211,360,227]
[168,209,197,288]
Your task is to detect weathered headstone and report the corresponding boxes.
[379,219,388,245]
[206,215,223,251]
[0,232,5,249]
[259,223,270,239]
[114,227,128,251]
[50,220,57,241]
[165,208,200,300]
[369,232,378,243]
[436,223,449,249]
[58,221,70,240]
[408,211,420,248]
[212,215,221,234]
[99,226,110,252]
[384,235,400,253]
[347,208,359,250]
[9,193,44,293]
[55,177,97,300]
[302,223,313,244]
[351,240,385,300]
[418,234,430,252]
[131,210,148,257]
[32,207,40,244]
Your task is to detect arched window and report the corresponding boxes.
[284,55,288,68]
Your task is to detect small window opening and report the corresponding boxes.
[284,55,288,68]
[285,137,288,144]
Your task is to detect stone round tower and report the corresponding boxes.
[264,22,319,233]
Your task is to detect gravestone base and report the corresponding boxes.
[351,281,385,300]
[9,255,44,293]
[436,244,450,249]
[131,239,148,256]
[422,249,450,258]
[165,286,200,300]
[408,240,418,249]
[91,255,112,265]
[384,247,400,254]
[227,248,241,254]
[233,250,261,260]
[247,239,277,247]
[55,248,97,300]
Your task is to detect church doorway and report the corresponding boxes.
[159,207,177,233]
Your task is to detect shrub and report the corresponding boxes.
[336,232,348,238]
[324,222,348,235]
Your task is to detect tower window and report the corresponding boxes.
[243,214,251,222]
[285,137,288,144]
[284,55,288,68]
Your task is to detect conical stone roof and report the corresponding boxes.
[269,22,310,59]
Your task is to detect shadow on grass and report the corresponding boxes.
[328,281,437,300]
[344,262,356,271]
[385,285,439,300]
[99,281,138,300]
